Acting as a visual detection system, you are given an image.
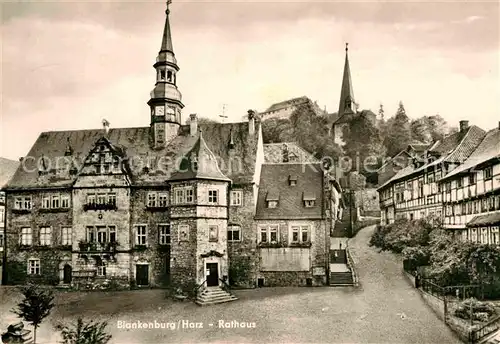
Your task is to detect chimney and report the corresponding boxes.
[190,114,198,136]
[102,119,110,136]
[459,120,469,133]
[248,109,255,135]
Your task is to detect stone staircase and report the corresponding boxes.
[195,286,238,306]
[480,329,500,344]
[330,271,354,286]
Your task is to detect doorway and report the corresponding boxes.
[63,264,72,284]
[136,264,149,286]
[206,263,219,287]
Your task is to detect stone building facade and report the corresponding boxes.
[3,5,341,290]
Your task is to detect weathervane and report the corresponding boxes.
[345,42,349,52]
[166,0,172,14]
[219,104,228,123]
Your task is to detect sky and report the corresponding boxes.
[1,0,499,160]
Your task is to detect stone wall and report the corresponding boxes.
[228,184,258,288]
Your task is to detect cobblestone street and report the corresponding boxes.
[1,225,461,343]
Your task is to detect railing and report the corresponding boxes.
[345,248,359,286]
[78,241,119,252]
[83,203,117,211]
[421,278,445,300]
[469,315,500,343]
[193,279,207,298]
[219,278,231,293]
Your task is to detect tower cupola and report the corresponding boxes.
[148,1,184,148]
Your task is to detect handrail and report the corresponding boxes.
[219,278,231,292]
[193,279,207,297]
[470,314,500,343]
[345,248,359,286]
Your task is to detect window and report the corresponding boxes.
[208,190,218,204]
[15,196,32,210]
[147,192,157,207]
[158,193,169,207]
[491,227,499,245]
[178,224,189,241]
[109,226,116,243]
[175,189,185,204]
[230,191,243,206]
[457,178,463,188]
[259,225,278,243]
[61,227,72,246]
[0,208,3,223]
[86,226,96,242]
[185,188,194,203]
[0,233,3,248]
[427,173,435,184]
[20,227,32,245]
[135,225,147,246]
[481,228,488,244]
[469,173,476,185]
[209,225,218,242]
[267,201,278,208]
[28,259,40,275]
[484,167,493,180]
[40,227,52,246]
[291,225,310,243]
[304,200,315,208]
[97,263,106,277]
[228,225,241,242]
[159,224,171,245]
[496,195,500,210]
[61,194,70,208]
[108,193,116,207]
[87,194,96,205]
[42,195,51,209]
[426,196,434,204]
[51,195,60,209]
[97,226,107,244]
[471,229,478,242]
[97,193,106,205]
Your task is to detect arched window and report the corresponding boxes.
[167,71,173,82]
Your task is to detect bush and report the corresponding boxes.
[453,298,496,322]
[402,246,431,272]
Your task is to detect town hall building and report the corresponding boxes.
[3,4,342,295]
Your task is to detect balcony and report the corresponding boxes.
[83,202,117,211]
[39,207,70,213]
[78,241,119,252]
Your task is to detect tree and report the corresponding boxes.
[12,284,55,344]
[342,114,386,176]
[425,115,453,142]
[384,101,412,157]
[410,117,432,144]
[56,318,112,344]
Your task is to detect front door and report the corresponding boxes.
[136,264,149,286]
[206,263,219,287]
[63,264,72,284]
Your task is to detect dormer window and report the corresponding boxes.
[288,175,298,186]
[266,190,279,208]
[303,192,316,208]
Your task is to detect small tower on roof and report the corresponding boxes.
[148,1,184,149]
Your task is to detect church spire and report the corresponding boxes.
[338,43,357,116]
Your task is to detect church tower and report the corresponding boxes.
[338,43,357,117]
[148,1,184,148]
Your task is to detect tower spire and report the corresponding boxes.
[338,42,357,116]
[148,1,184,148]
[161,0,174,54]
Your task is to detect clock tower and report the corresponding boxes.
[148,1,184,148]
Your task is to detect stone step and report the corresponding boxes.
[195,297,238,306]
[196,287,238,306]
[197,295,238,303]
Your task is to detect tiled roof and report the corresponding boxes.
[442,127,500,181]
[255,163,324,220]
[6,122,259,189]
[467,212,500,227]
[377,125,486,190]
[0,158,20,188]
[169,131,231,182]
[263,142,318,164]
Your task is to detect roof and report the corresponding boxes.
[467,212,500,227]
[169,131,231,182]
[263,96,309,113]
[377,125,485,190]
[441,127,500,181]
[338,45,356,117]
[161,7,174,53]
[0,158,20,189]
[264,142,319,164]
[255,163,324,220]
[376,143,432,172]
[6,121,260,190]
